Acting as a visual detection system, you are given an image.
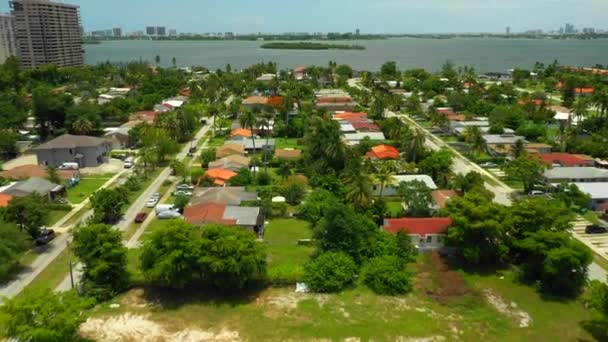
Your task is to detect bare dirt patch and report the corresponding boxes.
[256,290,330,311]
[414,253,470,304]
[79,313,242,342]
[483,289,532,328]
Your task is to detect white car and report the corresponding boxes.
[146,198,158,208]
[176,184,194,191]
[480,162,498,168]
[157,210,182,219]
[173,190,193,197]
[151,193,161,199]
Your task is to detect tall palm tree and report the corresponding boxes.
[405,129,426,163]
[463,126,485,153]
[260,106,276,171]
[373,164,396,197]
[239,108,259,175]
[345,173,373,210]
[593,88,608,119]
[572,97,589,125]
[72,119,93,135]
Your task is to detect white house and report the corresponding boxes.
[384,218,453,253]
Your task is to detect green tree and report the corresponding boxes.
[463,126,486,153]
[452,171,485,195]
[0,289,90,342]
[5,195,48,239]
[398,180,434,217]
[361,255,412,295]
[71,118,94,135]
[280,178,306,205]
[445,192,511,266]
[373,163,395,197]
[344,173,373,211]
[141,220,201,288]
[418,148,453,188]
[173,194,191,211]
[396,230,416,264]
[305,115,346,172]
[503,157,545,194]
[72,224,129,300]
[303,252,357,293]
[198,224,267,290]
[90,188,127,224]
[200,148,216,168]
[297,189,341,225]
[380,61,399,80]
[0,222,29,281]
[46,166,61,184]
[509,197,574,239]
[313,203,380,264]
[0,131,19,160]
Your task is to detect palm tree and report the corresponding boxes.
[593,88,608,119]
[405,129,426,163]
[345,173,373,210]
[239,109,259,175]
[373,164,396,197]
[572,97,589,125]
[72,119,93,135]
[260,106,276,171]
[463,126,485,153]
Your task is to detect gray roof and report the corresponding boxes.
[190,187,258,206]
[3,177,62,197]
[223,206,260,226]
[573,182,608,200]
[227,138,275,150]
[454,127,514,136]
[343,132,386,141]
[392,175,438,190]
[545,167,608,181]
[482,134,526,145]
[35,134,107,150]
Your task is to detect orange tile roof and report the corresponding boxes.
[184,203,236,226]
[367,145,400,160]
[243,96,269,105]
[230,128,252,138]
[205,169,238,184]
[0,193,12,207]
[334,112,368,121]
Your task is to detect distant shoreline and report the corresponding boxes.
[260,42,365,50]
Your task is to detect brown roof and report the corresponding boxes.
[432,190,458,209]
[0,193,12,208]
[34,134,107,150]
[216,143,245,158]
[274,149,302,160]
[0,165,75,181]
[208,155,251,170]
[184,203,236,226]
[243,96,268,105]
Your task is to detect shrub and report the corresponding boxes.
[303,252,357,293]
[361,255,412,296]
[190,168,204,185]
[257,171,272,186]
[281,179,306,205]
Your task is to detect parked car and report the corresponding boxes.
[529,190,546,196]
[173,190,193,197]
[176,184,194,191]
[155,204,176,215]
[151,193,161,200]
[480,162,498,168]
[35,228,56,246]
[146,198,158,208]
[586,224,608,234]
[123,160,133,169]
[58,162,79,170]
[157,210,182,220]
[134,212,148,223]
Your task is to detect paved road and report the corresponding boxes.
[0,170,129,300]
[56,123,211,292]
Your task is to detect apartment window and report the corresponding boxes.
[419,238,424,245]
[426,236,433,243]
[437,235,443,243]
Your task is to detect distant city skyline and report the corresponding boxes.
[2,0,608,34]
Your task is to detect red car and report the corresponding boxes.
[135,212,148,223]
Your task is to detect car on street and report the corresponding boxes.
[35,228,56,246]
[151,193,161,200]
[586,224,608,234]
[529,190,546,196]
[176,184,194,191]
[134,212,148,223]
[173,190,193,197]
[480,162,498,168]
[157,210,182,220]
[146,198,158,208]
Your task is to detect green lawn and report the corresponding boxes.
[67,177,112,204]
[47,209,70,226]
[265,219,314,284]
[22,247,74,293]
[275,138,302,149]
[387,201,404,217]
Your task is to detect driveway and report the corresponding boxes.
[2,154,37,170]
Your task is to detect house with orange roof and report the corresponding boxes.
[432,190,458,209]
[230,128,253,140]
[367,145,400,160]
[334,112,368,122]
[204,169,238,186]
[0,165,76,181]
[536,153,595,167]
[243,96,269,109]
[0,193,13,208]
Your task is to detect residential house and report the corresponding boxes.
[544,167,608,183]
[216,143,246,159]
[536,153,595,167]
[525,143,553,155]
[227,139,276,153]
[352,121,381,132]
[184,202,263,234]
[375,175,437,197]
[242,96,269,110]
[343,132,386,146]
[0,193,12,208]
[0,165,76,181]
[432,190,458,209]
[383,218,453,253]
[204,169,238,186]
[33,134,112,168]
[334,112,368,122]
[550,105,583,125]
[274,148,302,161]
[104,127,131,150]
[340,123,356,133]
[366,145,400,160]
[256,73,276,83]
[190,187,258,207]
[129,111,159,123]
[230,128,253,140]
[572,183,608,211]
[2,177,65,200]
[208,155,251,172]
[449,120,490,135]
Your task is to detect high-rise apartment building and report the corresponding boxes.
[10,0,83,68]
[112,27,122,37]
[156,26,166,36]
[0,14,16,63]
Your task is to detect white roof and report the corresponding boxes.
[572,182,608,200]
[272,196,286,203]
[340,123,356,132]
[343,132,386,141]
[392,175,438,190]
[163,100,185,108]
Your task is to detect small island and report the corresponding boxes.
[260,42,365,50]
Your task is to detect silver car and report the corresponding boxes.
[157,210,182,219]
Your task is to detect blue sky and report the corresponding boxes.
[2,0,608,34]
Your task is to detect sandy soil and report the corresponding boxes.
[484,289,532,328]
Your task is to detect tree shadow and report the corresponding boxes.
[580,319,608,342]
[440,253,509,277]
[140,284,266,311]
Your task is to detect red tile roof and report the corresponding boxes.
[575,87,595,94]
[384,218,453,237]
[367,145,400,160]
[184,203,236,226]
[267,96,283,107]
[536,153,594,167]
[437,108,457,117]
[352,121,380,132]
[317,97,353,104]
[0,193,12,208]
[334,112,368,122]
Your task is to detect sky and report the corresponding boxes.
[2,0,608,34]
